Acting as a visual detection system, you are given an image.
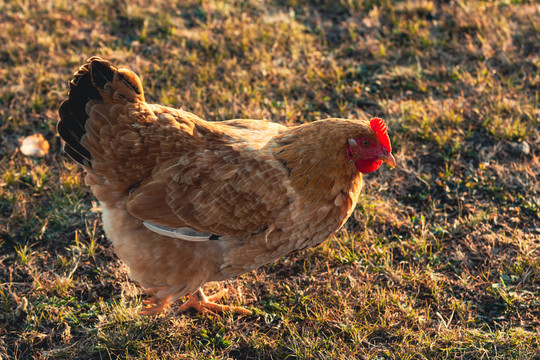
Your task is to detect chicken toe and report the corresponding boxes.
[179,288,251,315]
[140,287,173,316]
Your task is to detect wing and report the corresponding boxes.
[126,120,294,237]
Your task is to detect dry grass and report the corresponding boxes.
[0,0,539,359]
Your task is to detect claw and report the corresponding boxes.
[179,288,251,315]
[140,287,172,316]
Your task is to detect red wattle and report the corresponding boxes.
[356,159,382,173]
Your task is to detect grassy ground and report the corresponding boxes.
[1,0,539,358]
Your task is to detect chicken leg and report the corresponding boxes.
[178,288,252,315]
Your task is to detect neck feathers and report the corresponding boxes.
[272,119,365,205]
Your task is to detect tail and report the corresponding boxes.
[57,57,145,167]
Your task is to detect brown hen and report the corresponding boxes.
[57,57,395,315]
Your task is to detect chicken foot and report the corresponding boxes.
[140,287,173,316]
[178,288,251,315]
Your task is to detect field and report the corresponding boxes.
[0,0,539,358]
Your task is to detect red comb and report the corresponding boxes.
[370,118,391,153]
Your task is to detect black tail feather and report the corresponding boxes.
[57,101,92,166]
[57,57,116,167]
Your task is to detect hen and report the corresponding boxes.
[58,57,395,315]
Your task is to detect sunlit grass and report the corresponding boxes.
[0,0,538,358]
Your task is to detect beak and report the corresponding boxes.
[378,151,396,168]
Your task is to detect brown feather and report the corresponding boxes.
[272,119,367,205]
[57,57,393,315]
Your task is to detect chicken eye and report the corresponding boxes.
[361,139,371,147]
